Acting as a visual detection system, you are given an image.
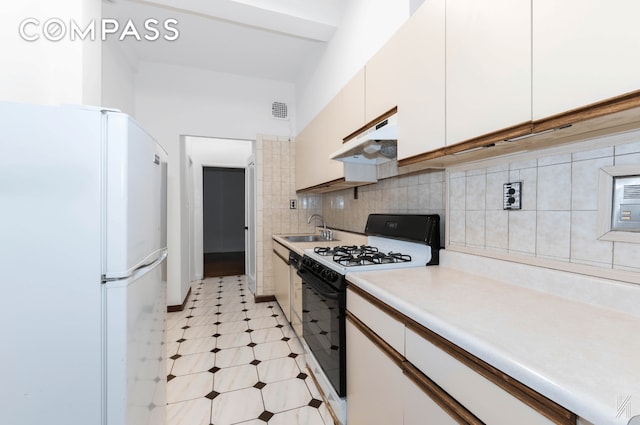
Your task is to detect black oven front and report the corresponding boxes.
[298,256,346,397]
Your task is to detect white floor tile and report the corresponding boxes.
[183,324,217,339]
[210,387,264,425]
[257,357,300,383]
[167,372,213,404]
[217,320,249,335]
[214,345,254,368]
[216,331,252,349]
[187,314,219,327]
[269,406,326,425]
[177,336,217,356]
[250,327,284,344]
[248,316,279,330]
[213,364,259,392]
[166,398,211,425]
[171,352,216,376]
[262,378,312,413]
[217,311,247,323]
[253,340,291,360]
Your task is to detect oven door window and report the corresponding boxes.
[301,272,346,397]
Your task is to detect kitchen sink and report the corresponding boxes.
[282,235,338,243]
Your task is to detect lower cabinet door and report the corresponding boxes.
[346,319,404,425]
[403,373,460,425]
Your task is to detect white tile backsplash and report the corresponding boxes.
[322,170,446,234]
[537,162,571,211]
[571,156,612,211]
[508,210,537,255]
[536,211,571,260]
[485,210,509,251]
[446,131,640,276]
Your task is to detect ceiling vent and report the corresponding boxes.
[271,101,289,120]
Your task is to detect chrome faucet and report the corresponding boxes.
[307,214,332,240]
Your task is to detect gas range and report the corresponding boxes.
[298,214,441,422]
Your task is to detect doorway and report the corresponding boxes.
[202,167,246,277]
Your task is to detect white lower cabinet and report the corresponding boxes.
[405,328,555,425]
[346,287,477,425]
[346,286,576,425]
[346,318,404,425]
[272,241,290,322]
[290,261,303,337]
[402,372,459,425]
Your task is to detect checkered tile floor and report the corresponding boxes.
[166,275,333,425]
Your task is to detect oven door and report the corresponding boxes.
[299,267,346,397]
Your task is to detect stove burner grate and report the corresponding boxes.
[332,251,412,267]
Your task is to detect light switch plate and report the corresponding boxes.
[290,199,297,209]
[503,182,522,210]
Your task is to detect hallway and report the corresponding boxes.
[166,276,333,425]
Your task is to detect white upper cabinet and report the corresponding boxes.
[365,0,446,161]
[446,0,531,145]
[397,0,446,160]
[533,0,640,120]
[339,69,366,139]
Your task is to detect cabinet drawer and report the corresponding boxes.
[405,328,555,425]
[346,288,404,355]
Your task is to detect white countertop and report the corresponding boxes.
[345,264,640,425]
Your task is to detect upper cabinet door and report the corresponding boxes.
[365,30,402,123]
[446,0,532,145]
[533,0,640,120]
[339,69,366,139]
[397,0,446,160]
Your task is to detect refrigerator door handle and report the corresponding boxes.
[102,250,167,283]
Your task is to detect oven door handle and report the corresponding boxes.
[298,269,339,300]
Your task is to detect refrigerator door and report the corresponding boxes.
[0,102,104,425]
[104,251,167,425]
[103,112,168,279]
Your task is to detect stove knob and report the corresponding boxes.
[327,271,339,283]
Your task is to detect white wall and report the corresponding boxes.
[102,42,136,116]
[186,136,252,281]
[0,0,101,106]
[135,62,294,306]
[295,0,411,131]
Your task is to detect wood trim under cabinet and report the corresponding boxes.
[296,178,346,193]
[399,89,640,168]
[346,283,576,425]
[534,88,640,133]
[347,309,484,425]
[167,287,192,312]
[346,311,405,367]
[343,106,399,143]
[402,361,484,425]
[398,121,533,166]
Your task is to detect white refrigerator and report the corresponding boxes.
[0,102,168,425]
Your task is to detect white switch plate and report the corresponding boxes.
[503,182,522,210]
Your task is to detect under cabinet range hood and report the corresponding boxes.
[330,113,398,164]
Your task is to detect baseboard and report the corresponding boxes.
[167,287,192,312]
[254,294,276,303]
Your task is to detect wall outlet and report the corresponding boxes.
[290,199,297,209]
[503,182,522,210]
